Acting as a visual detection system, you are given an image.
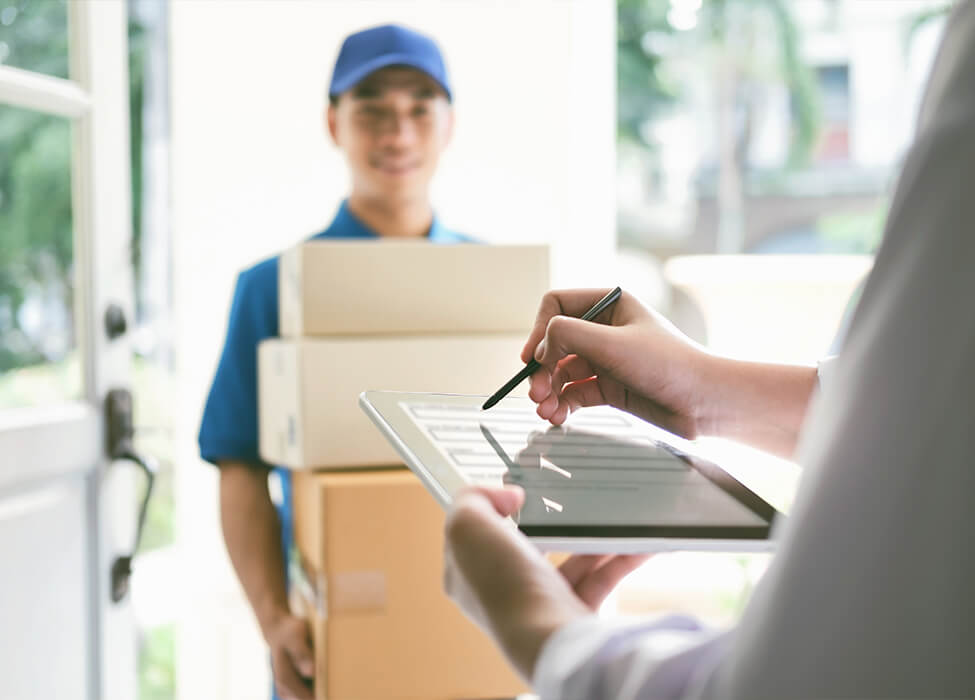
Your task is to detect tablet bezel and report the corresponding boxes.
[359,390,780,548]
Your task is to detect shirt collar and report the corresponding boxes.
[314,200,462,242]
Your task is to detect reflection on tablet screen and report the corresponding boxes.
[401,401,773,536]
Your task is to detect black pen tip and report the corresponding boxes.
[482,395,498,410]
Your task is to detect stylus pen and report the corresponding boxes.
[481,286,623,410]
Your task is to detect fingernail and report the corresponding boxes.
[535,340,546,361]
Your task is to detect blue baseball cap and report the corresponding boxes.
[328,24,452,102]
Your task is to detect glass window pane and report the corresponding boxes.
[0,105,79,410]
[0,0,69,79]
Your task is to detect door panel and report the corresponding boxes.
[0,477,91,700]
[0,405,99,491]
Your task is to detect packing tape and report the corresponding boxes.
[329,571,387,613]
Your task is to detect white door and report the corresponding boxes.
[0,2,142,698]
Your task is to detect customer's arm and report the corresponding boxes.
[526,289,817,459]
[219,461,314,700]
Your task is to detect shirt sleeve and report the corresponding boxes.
[198,260,278,465]
[815,355,839,390]
[533,614,730,700]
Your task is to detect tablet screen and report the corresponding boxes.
[398,399,774,538]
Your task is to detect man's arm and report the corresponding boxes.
[218,461,314,700]
[696,356,817,458]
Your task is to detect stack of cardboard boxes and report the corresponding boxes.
[257,240,549,700]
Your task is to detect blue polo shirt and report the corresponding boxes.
[198,200,474,584]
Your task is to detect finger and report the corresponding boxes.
[522,289,620,364]
[273,649,314,700]
[528,364,554,403]
[445,487,526,554]
[556,376,609,414]
[557,377,684,435]
[551,355,596,396]
[285,629,315,680]
[444,488,544,606]
[535,315,618,369]
[541,394,573,426]
[536,371,605,426]
[535,391,561,422]
[574,554,652,609]
[458,484,525,517]
[558,554,612,587]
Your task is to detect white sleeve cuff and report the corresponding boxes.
[533,614,713,700]
[816,355,840,392]
[533,615,607,698]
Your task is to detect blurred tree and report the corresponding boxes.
[617,0,821,253]
[617,0,680,148]
[706,0,820,252]
[0,0,70,370]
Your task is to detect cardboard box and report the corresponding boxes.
[258,334,526,469]
[291,469,528,700]
[278,241,550,337]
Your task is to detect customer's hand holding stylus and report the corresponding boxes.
[482,287,623,409]
[521,287,816,459]
[516,287,709,434]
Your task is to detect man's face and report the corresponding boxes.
[328,66,453,203]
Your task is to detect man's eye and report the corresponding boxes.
[412,106,430,117]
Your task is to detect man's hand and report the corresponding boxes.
[524,288,710,436]
[265,614,314,700]
[218,463,315,699]
[444,486,648,680]
[556,552,652,611]
[523,288,818,458]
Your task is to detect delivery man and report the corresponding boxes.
[198,24,472,700]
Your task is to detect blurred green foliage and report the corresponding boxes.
[617,0,820,167]
[132,354,175,552]
[0,0,146,373]
[1,1,72,371]
[0,0,69,77]
[139,624,176,700]
[617,0,679,148]
[0,108,73,371]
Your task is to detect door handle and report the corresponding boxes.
[105,388,157,604]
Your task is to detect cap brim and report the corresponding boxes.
[329,52,451,101]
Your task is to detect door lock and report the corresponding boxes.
[104,304,128,340]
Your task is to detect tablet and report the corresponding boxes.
[359,391,782,553]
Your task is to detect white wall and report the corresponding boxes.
[169,2,615,697]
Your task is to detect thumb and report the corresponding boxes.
[466,484,525,517]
